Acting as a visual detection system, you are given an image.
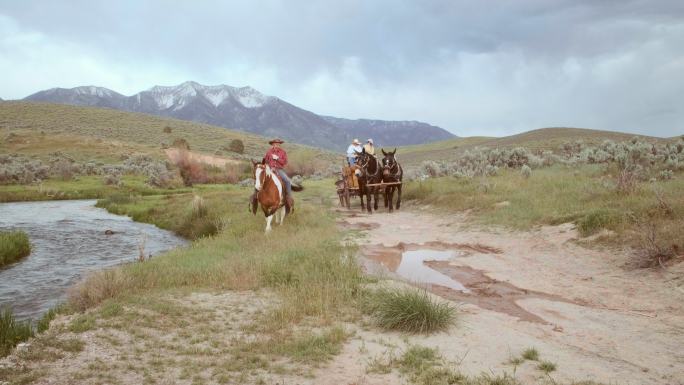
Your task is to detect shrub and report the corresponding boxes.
[0,231,31,268]
[172,149,206,186]
[658,169,673,181]
[226,139,245,154]
[0,307,34,357]
[162,125,172,133]
[576,209,621,237]
[102,173,121,186]
[361,288,456,333]
[520,164,532,178]
[68,269,132,312]
[191,195,208,219]
[172,138,190,150]
[537,360,557,373]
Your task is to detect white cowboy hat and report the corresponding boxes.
[352,139,361,145]
[367,138,374,144]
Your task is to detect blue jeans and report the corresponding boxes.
[348,156,356,165]
[276,169,291,196]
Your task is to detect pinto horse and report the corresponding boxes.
[252,160,301,232]
[354,148,382,213]
[381,148,403,212]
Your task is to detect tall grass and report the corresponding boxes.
[362,288,456,333]
[74,184,364,329]
[0,230,31,268]
[0,307,34,357]
[403,165,684,262]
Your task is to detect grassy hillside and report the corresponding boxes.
[397,127,670,167]
[0,102,338,164]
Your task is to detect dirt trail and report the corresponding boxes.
[339,208,684,385]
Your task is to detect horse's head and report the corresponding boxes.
[252,159,268,191]
[381,148,398,178]
[354,148,376,177]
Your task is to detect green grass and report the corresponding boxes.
[70,179,363,325]
[0,307,34,357]
[0,175,192,202]
[402,165,684,258]
[0,230,30,268]
[362,288,456,333]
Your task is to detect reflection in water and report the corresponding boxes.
[0,200,186,321]
[369,248,469,292]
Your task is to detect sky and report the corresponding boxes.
[1,0,683,137]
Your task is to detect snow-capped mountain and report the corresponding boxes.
[24,81,455,150]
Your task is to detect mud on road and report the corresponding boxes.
[338,208,684,385]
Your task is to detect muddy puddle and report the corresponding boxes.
[363,242,573,324]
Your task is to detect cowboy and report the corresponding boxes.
[363,138,375,156]
[250,138,294,214]
[346,138,363,165]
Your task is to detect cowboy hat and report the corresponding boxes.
[367,138,374,144]
[352,138,361,145]
[268,138,285,144]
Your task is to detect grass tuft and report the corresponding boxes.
[521,347,539,361]
[362,288,456,333]
[537,360,557,373]
[0,307,34,357]
[0,230,31,268]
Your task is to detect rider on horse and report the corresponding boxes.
[250,138,294,214]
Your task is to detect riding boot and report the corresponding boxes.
[249,191,258,215]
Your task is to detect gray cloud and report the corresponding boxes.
[1,0,683,137]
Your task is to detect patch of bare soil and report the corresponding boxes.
[343,209,684,385]
[165,148,242,167]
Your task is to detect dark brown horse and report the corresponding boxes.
[381,148,403,212]
[354,148,382,213]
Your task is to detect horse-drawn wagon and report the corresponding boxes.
[336,156,402,211]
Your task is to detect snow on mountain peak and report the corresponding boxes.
[144,82,272,109]
[72,86,115,98]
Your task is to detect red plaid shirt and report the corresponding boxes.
[265,146,288,169]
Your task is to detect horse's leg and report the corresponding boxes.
[384,186,389,208]
[373,185,379,210]
[265,214,274,232]
[388,186,395,212]
[278,206,286,225]
[396,184,402,210]
[365,187,372,214]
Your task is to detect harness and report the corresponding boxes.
[357,154,382,181]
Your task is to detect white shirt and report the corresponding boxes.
[346,144,363,157]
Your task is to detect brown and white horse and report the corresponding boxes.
[252,160,287,232]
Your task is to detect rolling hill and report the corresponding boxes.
[397,127,672,166]
[23,82,455,151]
[0,101,338,165]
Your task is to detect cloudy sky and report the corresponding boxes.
[1,0,683,137]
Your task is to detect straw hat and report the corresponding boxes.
[268,138,285,144]
[352,138,361,145]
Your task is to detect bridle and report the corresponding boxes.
[382,156,400,178]
[357,153,381,179]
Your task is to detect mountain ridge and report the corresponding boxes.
[23,82,455,151]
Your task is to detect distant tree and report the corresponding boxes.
[163,125,172,134]
[226,139,245,154]
[172,138,190,150]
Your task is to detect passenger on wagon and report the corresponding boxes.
[363,138,375,156]
[346,138,363,165]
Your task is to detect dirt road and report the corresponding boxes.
[336,208,684,385]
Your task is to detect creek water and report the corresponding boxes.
[0,200,186,321]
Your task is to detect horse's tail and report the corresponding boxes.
[291,184,304,192]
